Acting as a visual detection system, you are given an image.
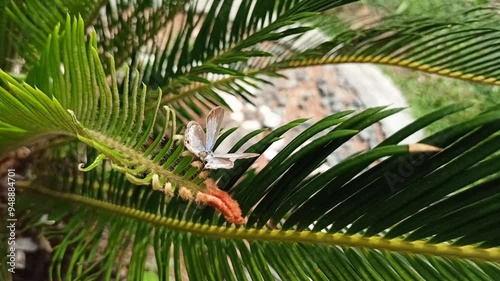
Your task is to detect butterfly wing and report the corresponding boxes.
[184,121,206,156]
[204,153,259,169]
[204,155,235,169]
[205,106,224,152]
[214,153,260,160]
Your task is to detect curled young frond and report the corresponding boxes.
[0,16,249,223]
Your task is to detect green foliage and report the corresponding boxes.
[0,1,499,280]
[365,0,500,135]
[365,0,482,16]
[383,67,500,134]
[4,0,101,68]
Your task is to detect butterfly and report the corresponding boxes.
[184,106,260,169]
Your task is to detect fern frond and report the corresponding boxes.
[0,16,226,214]
[136,0,355,119]
[5,0,101,68]
[142,5,500,124]
[280,7,500,85]
[3,8,500,281]
[17,103,500,280]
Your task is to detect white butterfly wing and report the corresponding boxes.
[204,155,235,169]
[204,153,259,169]
[184,121,206,156]
[213,153,260,160]
[205,106,224,152]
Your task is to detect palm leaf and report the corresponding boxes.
[1,6,500,281]
[19,112,500,279]
[4,0,101,68]
[136,0,356,121]
[140,4,500,124]
[0,16,206,197]
[6,1,499,121]
[4,0,188,70]
[282,7,500,85]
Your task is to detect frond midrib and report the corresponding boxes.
[156,51,499,112]
[19,181,500,262]
[278,55,500,85]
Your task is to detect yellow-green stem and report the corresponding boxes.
[19,182,500,262]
